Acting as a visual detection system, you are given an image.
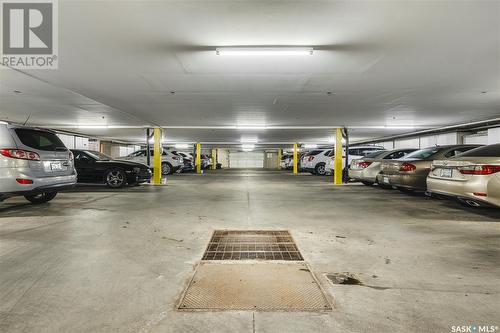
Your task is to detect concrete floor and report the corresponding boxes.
[1,169,499,333]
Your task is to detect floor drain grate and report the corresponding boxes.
[201,230,303,261]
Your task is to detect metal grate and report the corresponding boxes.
[202,230,303,261]
[178,262,332,311]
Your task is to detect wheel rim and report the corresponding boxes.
[317,165,325,174]
[107,170,124,187]
[162,164,170,175]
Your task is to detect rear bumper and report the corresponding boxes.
[0,175,77,200]
[349,169,377,183]
[377,173,427,191]
[426,176,497,207]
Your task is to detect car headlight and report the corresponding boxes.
[133,167,141,173]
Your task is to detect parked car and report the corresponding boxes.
[0,124,77,204]
[349,148,418,186]
[201,154,213,169]
[72,150,151,188]
[427,144,500,208]
[280,154,293,170]
[377,145,482,192]
[322,145,386,176]
[171,151,194,172]
[120,149,183,175]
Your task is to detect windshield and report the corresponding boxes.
[85,151,112,161]
[403,148,441,160]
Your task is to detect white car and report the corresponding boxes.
[280,154,293,169]
[320,146,385,175]
[120,149,183,175]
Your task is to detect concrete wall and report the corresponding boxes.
[57,133,98,150]
[216,149,230,168]
[379,126,499,150]
[488,127,500,144]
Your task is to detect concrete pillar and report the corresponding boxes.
[196,143,202,174]
[277,148,282,170]
[211,148,217,170]
[293,144,298,174]
[334,128,343,185]
[153,128,162,185]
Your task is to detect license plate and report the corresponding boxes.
[383,176,389,184]
[50,162,64,171]
[440,169,452,178]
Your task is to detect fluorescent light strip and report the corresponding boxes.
[216,47,313,56]
[175,143,190,149]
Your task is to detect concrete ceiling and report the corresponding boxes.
[1,0,499,144]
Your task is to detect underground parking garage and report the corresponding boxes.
[0,1,499,332]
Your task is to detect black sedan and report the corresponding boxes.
[71,150,151,188]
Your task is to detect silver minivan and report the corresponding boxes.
[0,123,77,204]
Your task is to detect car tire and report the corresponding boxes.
[361,181,374,186]
[106,168,126,188]
[315,163,326,176]
[162,162,173,175]
[24,192,58,204]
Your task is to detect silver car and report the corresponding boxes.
[0,124,77,204]
[349,149,418,186]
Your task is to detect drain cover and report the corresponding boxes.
[178,262,332,311]
[202,230,303,261]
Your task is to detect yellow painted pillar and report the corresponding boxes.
[334,128,343,185]
[293,144,298,174]
[277,148,282,170]
[211,148,217,170]
[196,143,202,174]
[153,128,162,185]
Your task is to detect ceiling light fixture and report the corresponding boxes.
[303,144,318,149]
[175,143,190,149]
[216,47,313,56]
[242,144,255,151]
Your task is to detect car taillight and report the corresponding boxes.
[16,178,33,184]
[69,151,74,160]
[308,156,315,162]
[459,165,500,175]
[0,149,40,161]
[399,162,416,172]
[172,156,179,160]
[358,161,372,169]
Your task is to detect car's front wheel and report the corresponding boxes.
[106,168,126,188]
[24,192,58,204]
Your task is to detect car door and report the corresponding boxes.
[73,151,96,183]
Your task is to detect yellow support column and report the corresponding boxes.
[153,128,162,185]
[196,143,202,174]
[211,148,217,170]
[334,128,343,185]
[293,144,298,174]
[277,148,282,170]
